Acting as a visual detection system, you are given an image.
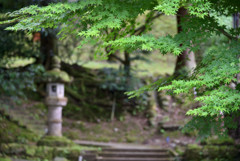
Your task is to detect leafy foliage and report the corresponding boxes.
[0,1,42,97]
[1,0,240,138]
[0,65,44,97]
[100,67,148,114]
[161,43,240,112]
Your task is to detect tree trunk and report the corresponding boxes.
[39,0,62,137]
[36,0,59,70]
[124,51,131,78]
[39,30,58,70]
[232,13,240,138]
[174,7,196,76]
[123,51,131,89]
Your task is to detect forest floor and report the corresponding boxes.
[0,96,197,149]
[63,106,197,149]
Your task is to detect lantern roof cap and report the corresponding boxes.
[45,56,73,83]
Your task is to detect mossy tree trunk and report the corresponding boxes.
[36,0,60,70]
[174,7,196,76]
[231,13,240,138]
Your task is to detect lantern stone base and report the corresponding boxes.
[47,105,64,137]
[47,105,63,136]
[45,97,67,137]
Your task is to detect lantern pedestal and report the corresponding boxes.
[43,56,72,137]
[47,105,62,136]
[45,84,67,137]
[46,97,67,136]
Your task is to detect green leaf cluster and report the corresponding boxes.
[2,0,240,138]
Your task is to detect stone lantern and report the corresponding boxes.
[45,56,72,136]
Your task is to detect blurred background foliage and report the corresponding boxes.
[0,0,235,123]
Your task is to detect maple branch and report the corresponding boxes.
[111,54,124,64]
[217,28,238,41]
[134,12,163,36]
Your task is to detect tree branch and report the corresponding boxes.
[217,28,238,41]
[134,12,163,35]
[110,53,125,64]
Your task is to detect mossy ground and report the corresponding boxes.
[37,136,74,147]
[63,115,156,143]
[184,140,239,161]
[0,143,98,161]
[0,114,39,144]
[0,114,98,161]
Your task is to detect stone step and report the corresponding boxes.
[102,148,168,153]
[161,124,180,131]
[96,157,174,161]
[99,152,169,158]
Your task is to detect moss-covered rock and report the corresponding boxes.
[183,144,203,161]
[53,145,98,160]
[217,145,238,159]
[126,135,138,143]
[0,143,25,155]
[63,131,79,140]
[25,145,37,157]
[205,137,235,146]
[0,139,97,160]
[0,116,39,144]
[46,69,73,83]
[0,157,12,161]
[0,143,98,161]
[35,146,54,160]
[183,143,239,161]
[174,146,185,156]
[1,143,55,160]
[37,136,74,147]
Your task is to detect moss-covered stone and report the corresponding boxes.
[183,144,203,161]
[202,145,219,159]
[0,157,12,161]
[25,145,36,157]
[1,144,53,160]
[183,143,239,161]
[53,145,98,160]
[205,137,235,146]
[174,146,185,156]
[46,69,73,83]
[0,143,38,157]
[44,56,73,83]
[126,135,138,143]
[37,136,74,147]
[0,116,39,144]
[64,148,82,160]
[218,145,238,159]
[63,131,79,140]
[0,141,96,160]
[35,146,54,160]
[0,143,24,155]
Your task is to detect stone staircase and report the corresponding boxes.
[96,148,174,161]
[76,140,177,161]
[79,146,176,161]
